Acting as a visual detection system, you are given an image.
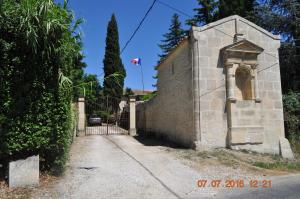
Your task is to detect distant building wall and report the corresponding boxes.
[137,40,195,147]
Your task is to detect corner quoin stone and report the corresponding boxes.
[9,155,39,188]
[279,138,294,160]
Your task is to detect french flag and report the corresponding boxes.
[131,58,142,65]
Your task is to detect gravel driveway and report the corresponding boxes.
[31,134,288,199]
[31,135,222,198]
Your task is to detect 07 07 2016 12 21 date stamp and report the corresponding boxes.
[197,179,272,188]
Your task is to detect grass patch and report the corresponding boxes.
[253,161,300,171]
[292,142,300,156]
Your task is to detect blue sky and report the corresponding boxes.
[55,0,198,90]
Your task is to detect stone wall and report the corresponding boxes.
[137,40,195,147]
[192,16,284,154]
[191,17,236,149]
[137,15,285,155]
[237,17,284,154]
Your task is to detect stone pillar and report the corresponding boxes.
[226,64,236,101]
[77,98,85,136]
[252,65,261,102]
[129,95,137,136]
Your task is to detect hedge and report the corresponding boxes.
[0,0,83,174]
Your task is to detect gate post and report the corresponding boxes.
[78,97,85,136]
[129,95,137,136]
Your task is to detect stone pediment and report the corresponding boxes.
[222,39,264,54]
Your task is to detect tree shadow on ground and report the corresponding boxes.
[133,134,187,149]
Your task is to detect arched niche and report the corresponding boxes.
[235,66,253,100]
[221,39,264,102]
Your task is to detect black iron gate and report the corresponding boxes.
[85,96,129,135]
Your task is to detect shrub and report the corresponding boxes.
[0,0,83,174]
[283,92,300,154]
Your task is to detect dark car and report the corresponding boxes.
[88,115,102,126]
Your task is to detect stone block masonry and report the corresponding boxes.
[279,138,294,159]
[137,15,291,157]
[9,155,39,188]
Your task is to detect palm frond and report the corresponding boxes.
[59,71,73,89]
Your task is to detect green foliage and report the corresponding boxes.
[187,0,219,26]
[279,43,300,92]
[254,0,300,42]
[124,87,134,98]
[253,161,300,171]
[283,92,300,154]
[187,0,256,26]
[158,14,186,61]
[254,0,300,92]
[141,92,157,101]
[103,14,126,100]
[155,14,185,87]
[0,0,83,174]
[219,0,256,19]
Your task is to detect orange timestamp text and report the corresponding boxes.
[197,179,272,188]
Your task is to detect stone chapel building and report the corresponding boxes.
[136,15,293,157]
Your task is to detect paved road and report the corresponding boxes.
[218,173,300,199]
[31,135,300,199]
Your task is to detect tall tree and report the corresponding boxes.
[219,0,256,19]
[187,0,256,26]
[254,0,300,92]
[153,14,186,87]
[158,14,186,61]
[255,0,300,41]
[103,14,126,99]
[187,0,219,26]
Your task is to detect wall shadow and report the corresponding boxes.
[134,134,187,149]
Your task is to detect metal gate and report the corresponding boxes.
[85,96,129,135]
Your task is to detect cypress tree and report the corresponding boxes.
[103,14,126,99]
[158,13,186,61]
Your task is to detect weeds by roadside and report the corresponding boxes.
[164,146,300,173]
[253,161,300,171]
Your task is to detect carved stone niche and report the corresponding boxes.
[221,39,265,148]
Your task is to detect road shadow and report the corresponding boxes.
[133,134,187,149]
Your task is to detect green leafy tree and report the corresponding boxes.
[103,14,126,100]
[158,14,186,61]
[219,0,256,19]
[255,0,299,41]
[0,0,84,174]
[283,92,300,153]
[187,0,219,26]
[187,0,256,26]
[71,53,87,99]
[253,0,300,92]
